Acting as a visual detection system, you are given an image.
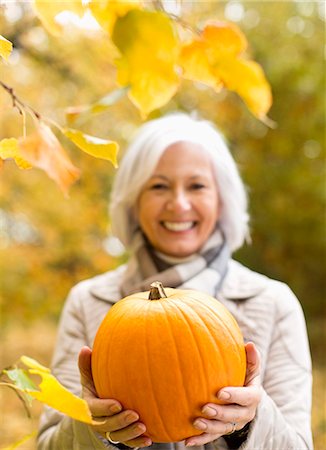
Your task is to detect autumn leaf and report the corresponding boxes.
[179,39,222,91]
[0,138,32,169]
[217,58,272,121]
[179,22,272,121]
[18,123,80,195]
[112,9,180,117]
[89,0,141,35]
[33,0,85,36]
[64,128,119,167]
[65,87,128,124]
[4,356,95,425]
[0,35,13,61]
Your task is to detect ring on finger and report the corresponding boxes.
[106,431,120,444]
[226,422,237,435]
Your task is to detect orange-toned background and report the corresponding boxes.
[0,1,324,449]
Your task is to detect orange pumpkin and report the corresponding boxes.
[92,282,246,443]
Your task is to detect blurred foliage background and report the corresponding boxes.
[0,1,325,448]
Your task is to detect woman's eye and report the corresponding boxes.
[190,183,206,190]
[150,183,168,190]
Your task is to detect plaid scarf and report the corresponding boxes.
[119,228,230,298]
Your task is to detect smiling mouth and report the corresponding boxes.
[161,221,196,232]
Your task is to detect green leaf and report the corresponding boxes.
[4,368,38,391]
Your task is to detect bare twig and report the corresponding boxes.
[152,0,201,36]
[0,80,41,120]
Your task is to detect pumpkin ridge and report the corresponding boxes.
[161,300,197,438]
[174,299,222,401]
[168,299,212,405]
[144,300,172,441]
[186,295,246,381]
[94,306,126,396]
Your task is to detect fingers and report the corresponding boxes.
[200,402,255,425]
[78,347,151,447]
[78,346,94,388]
[92,409,139,434]
[78,346,123,416]
[108,420,146,443]
[93,409,152,448]
[245,342,261,385]
[89,398,123,418]
[186,420,241,446]
[216,385,262,408]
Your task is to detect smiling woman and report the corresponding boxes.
[137,142,220,257]
[37,113,313,450]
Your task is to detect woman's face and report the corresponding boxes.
[137,142,220,257]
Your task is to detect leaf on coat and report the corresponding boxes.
[179,21,272,121]
[64,128,119,167]
[33,0,85,36]
[0,138,33,169]
[0,35,13,61]
[112,9,180,117]
[18,123,80,195]
[89,0,141,35]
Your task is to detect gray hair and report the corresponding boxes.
[110,113,249,252]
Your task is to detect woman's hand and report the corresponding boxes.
[185,342,262,447]
[78,346,152,448]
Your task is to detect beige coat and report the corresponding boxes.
[37,260,313,450]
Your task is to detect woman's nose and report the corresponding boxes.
[166,189,191,211]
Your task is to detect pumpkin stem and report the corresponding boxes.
[149,281,167,300]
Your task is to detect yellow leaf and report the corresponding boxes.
[20,355,50,373]
[89,0,141,35]
[0,138,33,169]
[179,21,272,120]
[20,356,94,424]
[33,0,85,35]
[217,58,272,121]
[179,40,222,91]
[202,22,247,57]
[112,10,180,117]
[18,123,80,195]
[0,35,13,61]
[64,128,119,167]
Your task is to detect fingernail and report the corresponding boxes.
[218,391,231,400]
[186,443,195,447]
[193,419,207,430]
[202,405,217,417]
[126,412,139,422]
[110,404,122,413]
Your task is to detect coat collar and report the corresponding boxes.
[90,260,268,304]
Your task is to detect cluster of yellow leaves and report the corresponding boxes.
[32,0,272,121]
[1,1,273,194]
[0,123,118,195]
[1,27,118,194]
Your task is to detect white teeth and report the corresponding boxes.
[162,221,194,231]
